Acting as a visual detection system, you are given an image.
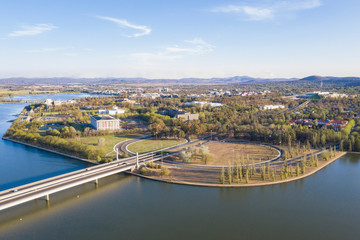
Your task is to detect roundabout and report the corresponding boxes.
[170,140,282,167]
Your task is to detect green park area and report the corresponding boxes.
[127,139,187,154]
[70,134,142,155]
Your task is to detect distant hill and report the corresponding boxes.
[299,75,360,82]
[0,76,298,86]
[2,75,359,86]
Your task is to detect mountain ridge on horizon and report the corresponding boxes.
[0,75,359,86]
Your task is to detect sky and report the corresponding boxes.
[0,0,359,79]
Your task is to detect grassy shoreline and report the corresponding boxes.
[2,137,98,165]
[1,136,348,188]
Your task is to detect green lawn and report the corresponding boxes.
[127,139,187,154]
[72,134,142,154]
[41,112,60,116]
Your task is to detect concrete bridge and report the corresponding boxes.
[0,150,173,212]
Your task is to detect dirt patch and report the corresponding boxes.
[137,152,346,186]
[207,142,278,165]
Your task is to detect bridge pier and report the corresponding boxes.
[94,179,98,186]
[39,194,50,207]
[39,194,50,201]
[116,149,119,161]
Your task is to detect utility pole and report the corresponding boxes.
[136,152,139,168]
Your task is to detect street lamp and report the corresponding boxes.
[161,143,163,165]
[152,148,155,162]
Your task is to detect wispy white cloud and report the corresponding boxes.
[127,38,214,64]
[211,0,322,21]
[96,16,151,37]
[8,24,57,37]
[212,5,274,21]
[166,38,215,55]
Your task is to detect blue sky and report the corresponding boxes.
[0,0,359,79]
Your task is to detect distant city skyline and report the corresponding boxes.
[0,0,359,79]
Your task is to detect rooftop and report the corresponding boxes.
[91,115,117,121]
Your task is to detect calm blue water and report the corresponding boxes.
[0,94,359,240]
[0,94,93,190]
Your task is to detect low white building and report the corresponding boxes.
[130,93,160,99]
[98,106,125,116]
[209,102,223,107]
[90,115,120,130]
[260,105,285,110]
[185,101,223,108]
[45,98,76,109]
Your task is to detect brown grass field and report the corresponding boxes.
[144,151,345,185]
[206,142,279,165]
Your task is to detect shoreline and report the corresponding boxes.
[1,137,98,165]
[127,152,347,188]
[1,136,348,188]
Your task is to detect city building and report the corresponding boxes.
[90,115,120,130]
[129,93,160,99]
[176,112,199,121]
[44,99,76,109]
[289,119,348,131]
[98,106,125,115]
[116,98,136,104]
[185,101,223,108]
[161,109,199,121]
[260,105,285,110]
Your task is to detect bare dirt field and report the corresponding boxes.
[206,142,279,165]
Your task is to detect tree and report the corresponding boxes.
[140,166,148,175]
[200,146,211,164]
[179,150,192,163]
[339,140,344,152]
[320,134,326,146]
[295,164,300,176]
[349,139,353,152]
[46,129,60,136]
[219,167,225,184]
[245,169,249,184]
[225,164,232,184]
[260,166,265,181]
[355,137,360,152]
[60,126,71,138]
[160,166,170,176]
[148,117,168,136]
[234,162,241,183]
